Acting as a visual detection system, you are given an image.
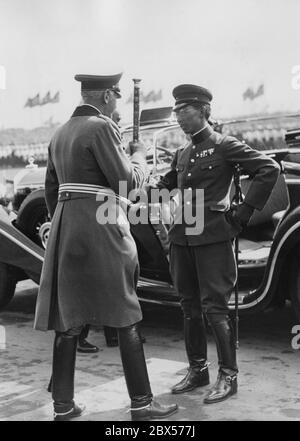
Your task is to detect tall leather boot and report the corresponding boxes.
[204,314,238,404]
[52,332,85,421]
[172,315,209,394]
[118,323,178,421]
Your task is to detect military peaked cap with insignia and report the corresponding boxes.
[74,73,123,98]
[172,84,213,111]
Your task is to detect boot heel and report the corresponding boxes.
[231,378,238,394]
[131,411,152,421]
[54,403,85,421]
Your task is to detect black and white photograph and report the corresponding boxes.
[1,0,300,426]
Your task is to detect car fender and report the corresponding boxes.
[0,216,44,284]
[239,206,300,311]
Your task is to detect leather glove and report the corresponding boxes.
[128,141,147,157]
[232,202,255,228]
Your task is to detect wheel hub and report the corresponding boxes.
[38,222,51,249]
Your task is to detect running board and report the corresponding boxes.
[137,277,248,308]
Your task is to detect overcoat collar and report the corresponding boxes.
[71,104,102,118]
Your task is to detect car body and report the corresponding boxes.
[1,108,300,321]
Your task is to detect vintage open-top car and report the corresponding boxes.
[1,108,300,322]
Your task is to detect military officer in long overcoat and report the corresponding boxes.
[156,84,280,404]
[34,73,177,421]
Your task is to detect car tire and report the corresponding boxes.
[0,262,17,309]
[16,189,50,248]
[289,248,300,321]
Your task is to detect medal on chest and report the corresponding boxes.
[198,147,215,159]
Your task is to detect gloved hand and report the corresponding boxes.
[232,202,255,228]
[129,141,147,157]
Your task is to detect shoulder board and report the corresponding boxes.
[211,131,226,145]
[97,114,121,137]
[96,113,113,124]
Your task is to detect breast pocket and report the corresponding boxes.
[200,158,223,171]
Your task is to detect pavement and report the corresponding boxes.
[0,280,300,421]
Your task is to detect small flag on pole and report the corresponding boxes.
[25,91,60,107]
[243,84,264,101]
[50,91,60,103]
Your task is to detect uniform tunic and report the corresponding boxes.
[34,105,147,331]
[158,124,280,315]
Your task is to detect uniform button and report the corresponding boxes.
[208,166,212,170]
[190,159,195,163]
[192,146,196,149]
[187,173,191,177]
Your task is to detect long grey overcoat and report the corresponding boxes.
[34,105,147,331]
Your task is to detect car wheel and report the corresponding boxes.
[0,262,17,309]
[289,247,300,321]
[16,189,50,249]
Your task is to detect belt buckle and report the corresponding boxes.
[59,191,71,200]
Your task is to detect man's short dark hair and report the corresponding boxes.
[81,89,106,103]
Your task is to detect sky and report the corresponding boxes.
[1,0,300,129]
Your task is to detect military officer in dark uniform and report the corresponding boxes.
[34,73,177,421]
[156,84,280,404]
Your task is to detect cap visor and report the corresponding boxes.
[173,102,190,112]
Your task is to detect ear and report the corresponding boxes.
[103,90,110,104]
[198,106,204,117]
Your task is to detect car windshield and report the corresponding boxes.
[122,124,188,171]
[122,125,188,165]
[122,126,162,151]
[154,126,188,153]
